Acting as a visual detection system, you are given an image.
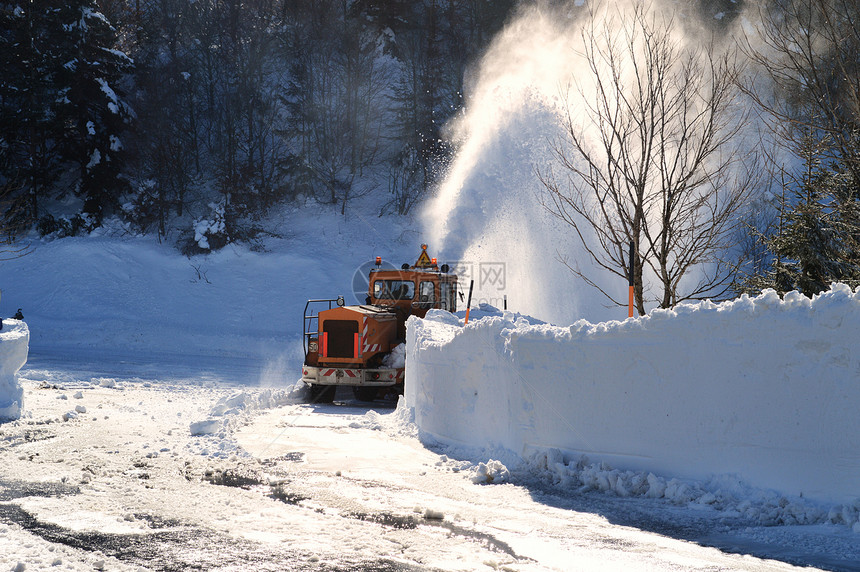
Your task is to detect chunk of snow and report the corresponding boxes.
[382,343,406,368]
[423,309,460,327]
[96,78,120,115]
[100,47,133,65]
[190,419,221,436]
[86,149,101,170]
[471,459,510,484]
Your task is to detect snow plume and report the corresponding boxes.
[258,352,305,389]
[422,1,750,325]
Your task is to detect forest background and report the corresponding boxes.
[1,0,859,300]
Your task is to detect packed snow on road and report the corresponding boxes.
[0,353,856,572]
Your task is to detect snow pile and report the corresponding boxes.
[406,285,860,506]
[382,343,406,368]
[0,319,29,420]
[470,459,511,485]
[528,448,847,528]
[193,200,227,251]
[347,396,420,439]
[189,384,306,439]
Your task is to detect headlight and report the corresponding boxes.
[309,341,318,353]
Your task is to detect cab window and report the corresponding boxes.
[419,281,435,304]
[373,280,415,300]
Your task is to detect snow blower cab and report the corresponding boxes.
[301,244,458,403]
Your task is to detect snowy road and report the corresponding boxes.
[1,355,858,571]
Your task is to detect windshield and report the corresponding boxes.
[373,280,415,300]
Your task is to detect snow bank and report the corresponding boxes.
[406,286,860,506]
[0,319,29,420]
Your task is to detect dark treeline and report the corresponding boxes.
[0,0,515,251]
[1,0,132,236]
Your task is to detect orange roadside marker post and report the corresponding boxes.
[628,241,635,319]
[464,279,474,324]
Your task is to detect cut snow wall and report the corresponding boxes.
[405,286,860,504]
[0,320,29,420]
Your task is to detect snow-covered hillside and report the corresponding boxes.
[0,205,430,419]
[0,209,429,360]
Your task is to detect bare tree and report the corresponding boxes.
[280,0,391,215]
[538,2,756,315]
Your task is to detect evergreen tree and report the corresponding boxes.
[54,0,133,226]
[0,0,66,225]
[743,146,860,296]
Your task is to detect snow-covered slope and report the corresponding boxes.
[0,208,426,360]
[406,285,860,507]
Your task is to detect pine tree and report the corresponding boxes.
[0,0,66,225]
[54,0,133,226]
[743,146,860,296]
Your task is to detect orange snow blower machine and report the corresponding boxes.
[301,245,458,403]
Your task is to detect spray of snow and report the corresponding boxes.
[421,5,585,323]
[422,1,752,325]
